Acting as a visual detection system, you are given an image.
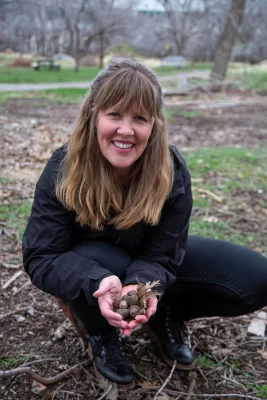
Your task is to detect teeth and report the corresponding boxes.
[113,141,133,149]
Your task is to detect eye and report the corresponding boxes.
[108,112,121,117]
[135,115,147,122]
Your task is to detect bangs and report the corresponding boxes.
[94,69,159,117]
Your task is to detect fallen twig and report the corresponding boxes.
[186,372,197,400]
[0,308,28,320]
[0,359,90,385]
[174,393,262,400]
[196,188,223,203]
[96,384,113,400]
[1,262,21,269]
[13,280,31,296]
[1,270,23,290]
[153,360,177,400]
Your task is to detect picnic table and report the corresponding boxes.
[32,59,61,71]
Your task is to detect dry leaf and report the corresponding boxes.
[247,311,267,337]
[31,381,47,394]
[53,324,66,340]
[98,377,118,400]
[257,350,267,361]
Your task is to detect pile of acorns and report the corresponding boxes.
[113,281,161,320]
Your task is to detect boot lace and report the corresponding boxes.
[164,307,187,347]
[94,331,129,369]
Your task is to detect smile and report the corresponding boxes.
[113,141,134,149]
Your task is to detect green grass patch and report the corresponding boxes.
[0,66,99,84]
[195,354,219,368]
[0,88,88,105]
[165,108,203,120]
[185,148,267,193]
[0,200,32,238]
[227,66,267,91]
[0,355,33,369]
[254,384,267,399]
[184,147,267,251]
[189,219,259,248]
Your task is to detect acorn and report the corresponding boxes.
[119,300,128,309]
[127,290,137,296]
[127,294,139,307]
[116,309,130,320]
[129,305,140,318]
[122,294,139,306]
[113,296,122,310]
[113,280,161,321]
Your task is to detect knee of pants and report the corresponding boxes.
[71,240,132,278]
[244,261,267,309]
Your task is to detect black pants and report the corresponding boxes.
[67,237,267,335]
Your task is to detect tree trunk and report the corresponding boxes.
[99,31,104,69]
[211,0,246,82]
[74,57,80,72]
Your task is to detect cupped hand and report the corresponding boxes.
[93,275,128,330]
[119,284,158,337]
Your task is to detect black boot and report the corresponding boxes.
[88,329,134,387]
[143,306,194,370]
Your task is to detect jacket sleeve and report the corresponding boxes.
[123,155,192,296]
[22,147,113,305]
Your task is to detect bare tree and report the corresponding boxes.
[157,0,207,56]
[56,0,90,72]
[211,0,246,81]
[86,0,133,69]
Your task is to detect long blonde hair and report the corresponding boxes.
[56,58,173,230]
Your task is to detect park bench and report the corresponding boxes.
[31,59,61,71]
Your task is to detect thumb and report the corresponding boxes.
[93,280,111,298]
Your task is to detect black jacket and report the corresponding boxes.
[22,144,192,306]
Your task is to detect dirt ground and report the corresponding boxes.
[1,92,267,400]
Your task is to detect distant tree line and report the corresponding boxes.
[1,0,267,74]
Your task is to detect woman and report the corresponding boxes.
[22,58,267,388]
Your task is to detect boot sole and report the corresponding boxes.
[88,343,135,389]
[143,324,194,370]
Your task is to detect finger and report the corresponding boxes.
[122,327,132,337]
[146,298,158,318]
[108,319,128,329]
[101,308,123,320]
[93,285,109,298]
[134,314,148,324]
[128,319,141,329]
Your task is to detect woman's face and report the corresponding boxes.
[96,103,154,182]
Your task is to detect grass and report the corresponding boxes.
[185,148,267,193]
[0,354,33,369]
[183,147,267,252]
[165,108,203,120]
[227,65,267,91]
[195,353,219,368]
[0,88,88,105]
[254,384,267,399]
[0,201,32,238]
[0,66,99,84]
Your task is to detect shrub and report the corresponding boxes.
[107,44,140,58]
[80,55,98,67]
[8,57,32,67]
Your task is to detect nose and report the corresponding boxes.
[117,117,134,136]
